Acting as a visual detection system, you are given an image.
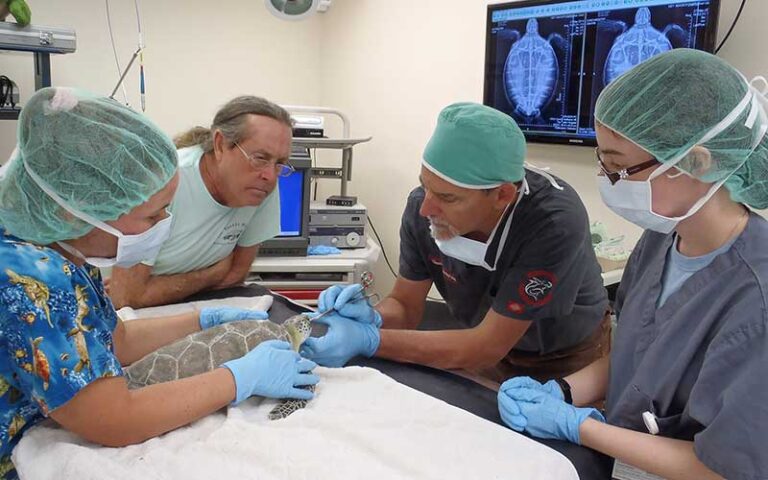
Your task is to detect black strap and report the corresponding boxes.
[555,377,573,405]
[0,76,16,108]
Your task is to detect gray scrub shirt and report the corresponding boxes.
[398,170,607,355]
[607,212,768,480]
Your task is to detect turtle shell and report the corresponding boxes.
[125,320,288,389]
[604,7,672,85]
[504,18,559,118]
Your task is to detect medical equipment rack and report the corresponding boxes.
[0,22,76,120]
[282,105,371,199]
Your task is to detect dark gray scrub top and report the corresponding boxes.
[607,212,768,480]
[398,170,607,355]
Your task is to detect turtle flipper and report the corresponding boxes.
[268,385,315,421]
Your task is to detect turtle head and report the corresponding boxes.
[635,7,651,26]
[526,18,538,35]
[284,314,312,351]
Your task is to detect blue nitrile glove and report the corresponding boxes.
[307,245,342,256]
[500,376,564,401]
[199,307,269,330]
[222,340,319,404]
[318,284,382,327]
[300,312,381,368]
[497,387,604,445]
[498,377,563,431]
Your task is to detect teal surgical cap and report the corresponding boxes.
[0,87,178,244]
[422,102,526,189]
[596,49,768,209]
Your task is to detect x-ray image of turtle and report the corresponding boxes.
[503,18,567,119]
[603,7,690,86]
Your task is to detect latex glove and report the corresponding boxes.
[497,387,604,445]
[500,376,564,401]
[300,312,380,368]
[223,340,319,404]
[318,284,382,327]
[199,307,269,330]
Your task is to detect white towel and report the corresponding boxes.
[117,295,275,321]
[14,367,579,480]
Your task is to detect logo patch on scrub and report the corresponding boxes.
[428,255,443,266]
[518,271,557,306]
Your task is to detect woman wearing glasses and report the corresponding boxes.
[498,49,768,479]
[109,96,295,309]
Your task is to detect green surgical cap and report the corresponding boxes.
[0,87,178,244]
[595,49,768,209]
[422,102,526,188]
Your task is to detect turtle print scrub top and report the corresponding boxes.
[0,229,123,479]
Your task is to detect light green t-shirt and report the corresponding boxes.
[148,145,280,275]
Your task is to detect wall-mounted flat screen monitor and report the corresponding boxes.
[484,0,721,146]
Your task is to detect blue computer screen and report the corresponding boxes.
[277,170,304,237]
[485,0,719,143]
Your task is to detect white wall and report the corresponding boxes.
[1,0,765,297]
[0,0,326,158]
[319,0,768,295]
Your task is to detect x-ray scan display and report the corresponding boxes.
[485,0,719,144]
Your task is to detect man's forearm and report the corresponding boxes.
[213,245,259,290]
[114,313,200,365]
[131,266,225,308]
[580,420,724,480]
[376,296,423,330]
[215,269,249,289]
[376,328,500,370]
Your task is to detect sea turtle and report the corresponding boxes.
[603,7,689,85]
[124,314,314,420]
[5,269,52,328]
[503,18,566,119]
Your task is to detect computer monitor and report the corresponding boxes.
[259,147,311,256]
[484,0,721,146]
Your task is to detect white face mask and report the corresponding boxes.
[597,171,726,234]
[434,178,529,271]
[22,161,173,268]
[598,78,767,234]
[56,216,172,268]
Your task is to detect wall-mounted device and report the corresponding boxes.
[484,0,721,146]
[265,0,331,21]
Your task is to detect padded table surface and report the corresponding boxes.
[186,285,613,480]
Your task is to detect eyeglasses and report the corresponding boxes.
[235,142,295,177]
[596,147,660,185]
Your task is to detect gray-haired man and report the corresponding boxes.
[109,96,293,308]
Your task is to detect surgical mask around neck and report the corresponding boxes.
[22,161,173,268]
[434,178,529,271]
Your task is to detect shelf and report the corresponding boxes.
[0,22,76,54]
[0,23,76,118]
[0,109,20,120]
[292,136,372,149]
